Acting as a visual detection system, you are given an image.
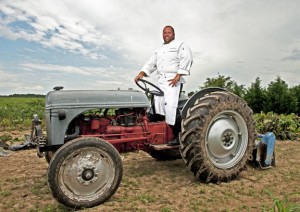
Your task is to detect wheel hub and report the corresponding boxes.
[77,165,99,185]
[222,131,234,147]
[206,117,238,159]
[82,168,95,181]
[205,110,248,169]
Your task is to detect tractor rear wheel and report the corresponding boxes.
[180,91,256,183]
[48,137,123,208]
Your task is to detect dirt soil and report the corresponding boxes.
[0,130,300,212]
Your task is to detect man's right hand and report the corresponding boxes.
[134,71,146,82]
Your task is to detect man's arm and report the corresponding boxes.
[178,42,193,75]
[168,43,193,87]
[134,52,157,81]
[134,71,147,82]
[168,74,182,87]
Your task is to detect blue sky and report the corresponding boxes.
[0,0,299,95]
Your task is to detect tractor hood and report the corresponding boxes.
[45,89,150,110]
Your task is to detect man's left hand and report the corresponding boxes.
[168,74,181,87]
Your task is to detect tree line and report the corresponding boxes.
[187,74,300,115]
[0,94,45,98]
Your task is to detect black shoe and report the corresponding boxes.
[167,138,179,146]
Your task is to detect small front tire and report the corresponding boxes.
[48,137,123,208]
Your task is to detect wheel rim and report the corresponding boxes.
[58,147,115,202]
[205,110,248,169]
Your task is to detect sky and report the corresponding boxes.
[0,0,299,95]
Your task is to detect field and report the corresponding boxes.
[0,97,300,211]
[0,130,300,211]
[0,97,44,130]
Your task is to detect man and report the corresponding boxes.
[134,25,193,145]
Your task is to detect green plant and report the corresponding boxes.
[0,97,44,130]
[254,112,300,140]
[0,134,12,142]
[0,191,12,197]
[263,189,300,212]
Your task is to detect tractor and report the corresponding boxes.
[32,79,256,208]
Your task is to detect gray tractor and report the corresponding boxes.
[33,79,256,208]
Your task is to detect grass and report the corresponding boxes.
[0,191,12,197]
[137,194,157,204]
[160,208,173,212]
[31,179,49,195]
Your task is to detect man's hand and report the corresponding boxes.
[168,74,181,87]
[134,71,146,82]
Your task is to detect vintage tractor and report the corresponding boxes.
[33,79,256,208]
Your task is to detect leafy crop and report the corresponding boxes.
[254,112,300,140]
[1,97,300,141]
[263,189,300,212]
[0,97,44,130]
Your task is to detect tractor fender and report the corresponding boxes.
[181,87,227,119]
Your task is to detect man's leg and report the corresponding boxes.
[167,109,181,145]
[167,84,183,146]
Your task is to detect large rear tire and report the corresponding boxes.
[48,137,123,208]
[180,91,256,183]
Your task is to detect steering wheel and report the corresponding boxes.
[135,79,164,96]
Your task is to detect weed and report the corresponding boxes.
[263,189,300,211]
[31,179,49,195]
[0,134,12,142]
[199,188,206,194]
[5,177,19,183]
[138,194,157,204]
[0,190,12,197]
[160,207,172,212]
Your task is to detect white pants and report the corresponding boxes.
[153,73,182,125]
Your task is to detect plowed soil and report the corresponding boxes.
[0,130,300,211]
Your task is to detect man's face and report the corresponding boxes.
[163,27,175,44]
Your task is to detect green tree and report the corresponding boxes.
[231,83,246,98]
[244,77,267,113]
[201,74,245,97]
[290,84,300,115]
[265,76,298,114]
[202,74,234,88]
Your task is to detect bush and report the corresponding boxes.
[254,112,300,140]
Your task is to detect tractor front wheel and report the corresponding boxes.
[45,151,56,164]
[48,137,123,208]
[180,91,256,183]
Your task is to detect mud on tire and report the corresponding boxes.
[48,137,123,209]
[45,151,56,164]
[179,91,256,183]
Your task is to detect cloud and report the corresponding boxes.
[282,48,300,61]
[0,0,300,95]
[20,62,123,77]
[0,69,18,86]
[0,68,45,94]
[0,0,113,59]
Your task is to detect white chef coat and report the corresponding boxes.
[141,40,193,125]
